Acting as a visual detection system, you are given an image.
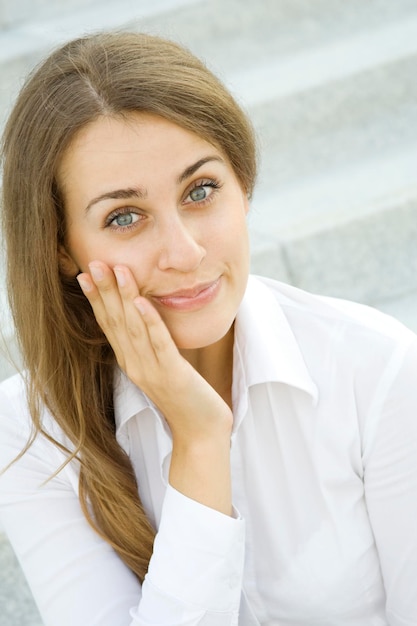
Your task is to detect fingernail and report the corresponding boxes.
[114,267,126,287]
[77,276,92,292]
[89,263,104,282]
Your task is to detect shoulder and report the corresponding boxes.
[249,274,415,348]
[0,373,36,469]
[0,372,31,428]
[0,372,68,469]
[0,370,28,398]
[247,275,417,391]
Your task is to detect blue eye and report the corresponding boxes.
[186,179,220,205]
[114,213,134,226]
[106,210,140,230]
[190,186,208,202]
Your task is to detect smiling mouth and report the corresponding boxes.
[150,278,221,311]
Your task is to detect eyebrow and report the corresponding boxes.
[84,155,225,213]
[177,156,225,184]
[85,187,146,214]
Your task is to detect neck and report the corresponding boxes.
[179,324,234,410]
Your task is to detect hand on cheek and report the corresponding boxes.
[76,260,234,515]
[76,262,233,442]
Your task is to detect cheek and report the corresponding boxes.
[209,201,248,244]
[66,232,116,272]
[224,210,250,256]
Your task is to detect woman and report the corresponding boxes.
[0,31,416,626]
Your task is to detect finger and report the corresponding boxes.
[77,269,117,336]
[89,262,146,350]
[112,265,158,361]
[133,295,179,363]
[77,263,131,367]
[88,261,124,332]
[97,263,167,375]
[77,270,122,355]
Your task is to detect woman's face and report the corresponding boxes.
[58,113,250,350]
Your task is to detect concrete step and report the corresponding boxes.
[1,0,416,386]
[250,186,417,306]
[0,0,200,30]
[0,0,98,29]
[0,0,201,125]
[2,0,415,213]
[2,0,416,46]
[248,52,417,195]
[233,12,417,308]
[1,2,415,210]
[131,0,417,282]
[376,289,417,334]
[132,0,417,75]
[1,0,416,123]
[136,5,417,206]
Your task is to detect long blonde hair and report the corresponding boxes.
[1,31,257,581]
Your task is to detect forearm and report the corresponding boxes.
[0,410,244,626]
[169,433,232,516]
[135,485,244,625]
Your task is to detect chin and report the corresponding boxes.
[170,320,234,351]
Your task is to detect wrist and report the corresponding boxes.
[169,435,233,516]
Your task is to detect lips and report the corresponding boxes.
[150,277,221,311]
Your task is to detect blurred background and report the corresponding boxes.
[0,0,416,623]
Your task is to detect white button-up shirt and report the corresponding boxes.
[1,275,417,625]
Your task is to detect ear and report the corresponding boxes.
[58,245,79,277]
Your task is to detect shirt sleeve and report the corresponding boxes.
[133,486,245,625]
[362,338,417,625]
[0,380,245,626]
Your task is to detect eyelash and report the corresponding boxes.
[104,177,222,232]
[185,178,222,205]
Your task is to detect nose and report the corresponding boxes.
[156,216,206,272]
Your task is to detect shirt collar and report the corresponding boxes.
[233,275,319,403]
[114,275,319,434]
[114,367,152,433]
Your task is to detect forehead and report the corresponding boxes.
[56,113,233,213]
[58,113,221,181]
[66,113,215,157]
